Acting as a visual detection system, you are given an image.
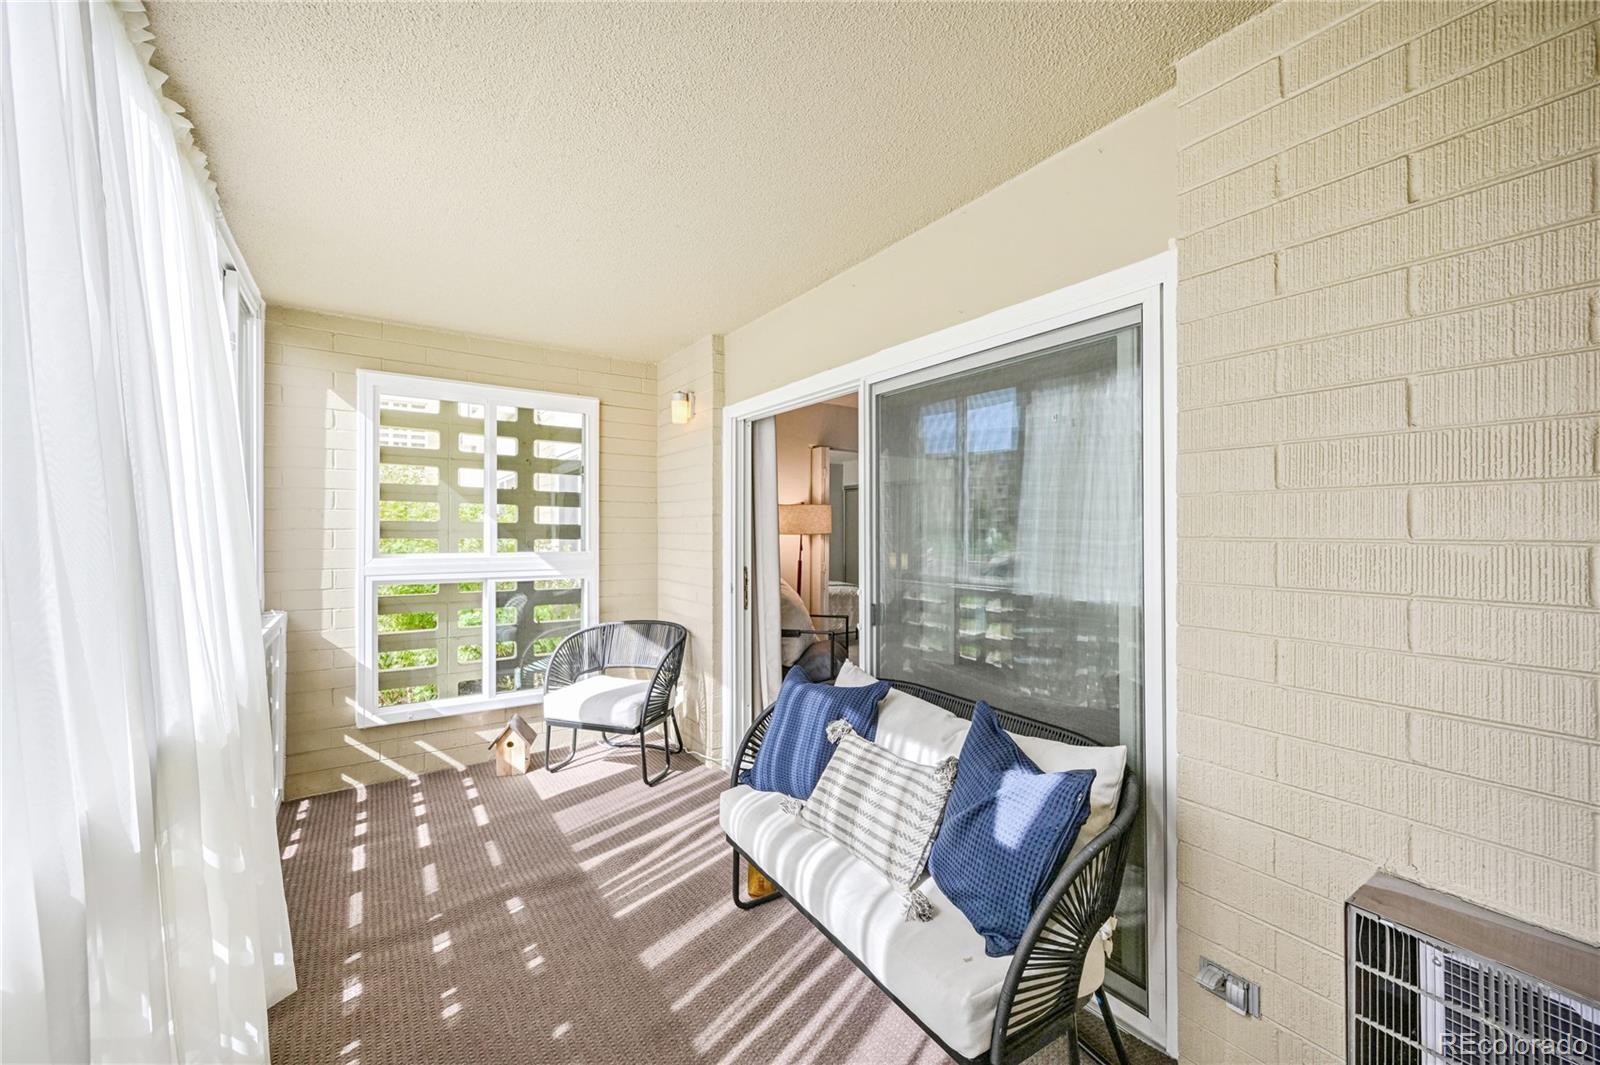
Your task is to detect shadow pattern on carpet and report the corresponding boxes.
[270,743,1160,1065]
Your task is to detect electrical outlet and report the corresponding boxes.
[1196,956,1261,1017]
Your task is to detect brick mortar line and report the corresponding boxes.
[1177,889,1363,985]
[1179,921,1345,1026]
[1177,764,1600,878]
[1177,624,1600,683]
[1178,346,1600,412]
[1177,54,1282,143]
[1176,0,1401,107]
[1176,998,1306,1065]
[1177,16,1600,194]
[1175,475,1600,488]
[1175,72,1600,224]
[1176,279,1600,364]
[1171,534,1593,543]
[1178,208,1600,327]
[1174,843,1370,934]
[1170,870,1375,972]
[1177,0,1530,152]
[1182,651,1600,741]
[1184,569,1600,591]
[1178,342,1600,410]
[1178,151,1600,284]
[1179,722,1600,814]
[1178,761,1600,878]
[1179,701,1600,806]
[1175,414,1600,454]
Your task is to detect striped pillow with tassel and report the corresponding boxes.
[782,719,958,921]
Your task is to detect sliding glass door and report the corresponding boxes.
[871,305,1156,1008]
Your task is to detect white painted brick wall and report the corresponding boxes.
[655,335,724,762]
[1175,2,1600,1061]
[263,308,657,799]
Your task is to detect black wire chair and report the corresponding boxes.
[726,678,1139,1065]
[541,620,688,785]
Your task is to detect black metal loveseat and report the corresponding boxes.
[723,679,1139,1065]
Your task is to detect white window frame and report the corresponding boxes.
[718,249,1178,1055]
[355,369,600,728]
[217,215,266,605]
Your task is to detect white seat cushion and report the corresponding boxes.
[542,675,650,730]
[722,785,1112,1059]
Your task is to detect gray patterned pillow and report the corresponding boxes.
[784,719,958,921]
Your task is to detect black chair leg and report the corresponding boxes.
[1095,988,1132,1065]
[639,718,671,786]
[611,713,685,756]
[730,851,782,910]
[544,724,578,772]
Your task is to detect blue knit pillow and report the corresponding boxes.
[927,701,1096,957]
[741,668,889,800]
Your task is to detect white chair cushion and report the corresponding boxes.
[834,661,1126,859]
[722,785,1112,1059]
[541,675,650,730]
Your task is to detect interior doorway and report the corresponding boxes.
[748,394,863,708]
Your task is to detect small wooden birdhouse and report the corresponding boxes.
[489,713,538,776]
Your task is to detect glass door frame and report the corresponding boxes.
[720,251,1177,1053]
[862,292,1165,1026]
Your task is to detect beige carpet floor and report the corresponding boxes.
[270,741,1165,1065]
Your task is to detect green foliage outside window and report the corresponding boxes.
[378,648,438,670]
[377,611,436,634]
[377,683,437,707]
[378,583,440,596]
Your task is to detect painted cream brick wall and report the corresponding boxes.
[263,307,657,799]
[1174,3,1600,1062]
[656,336,725,761]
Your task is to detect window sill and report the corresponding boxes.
[355,687,544,729]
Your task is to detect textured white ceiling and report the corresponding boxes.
[148,1,1264,359]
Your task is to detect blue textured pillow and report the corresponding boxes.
[741,668,889,800]
[928,701,1096,957]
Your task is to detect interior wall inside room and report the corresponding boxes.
[773,399,858,604]
[723,92,1180,405]
[263,307,657,799]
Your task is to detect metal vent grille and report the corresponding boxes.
[1348,906,1598,1065]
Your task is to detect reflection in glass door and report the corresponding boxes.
[872,307,1152,1007]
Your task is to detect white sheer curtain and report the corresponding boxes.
[2,3,295,1062]
[1015,358,1140,604]
[750,417,783,707]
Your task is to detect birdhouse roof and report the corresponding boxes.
[489,713,538,749]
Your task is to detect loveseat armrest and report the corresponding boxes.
[990,776,1141,1064]
[728,703,777,787]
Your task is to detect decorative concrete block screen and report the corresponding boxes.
[1172,3,1598,1062]
[371,392,586,709]
[263,309,657,798]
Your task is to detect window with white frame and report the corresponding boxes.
[356,371,599,726]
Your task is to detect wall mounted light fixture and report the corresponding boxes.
[670,390,695,424]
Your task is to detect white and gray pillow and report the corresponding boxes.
[784,719,957,920]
